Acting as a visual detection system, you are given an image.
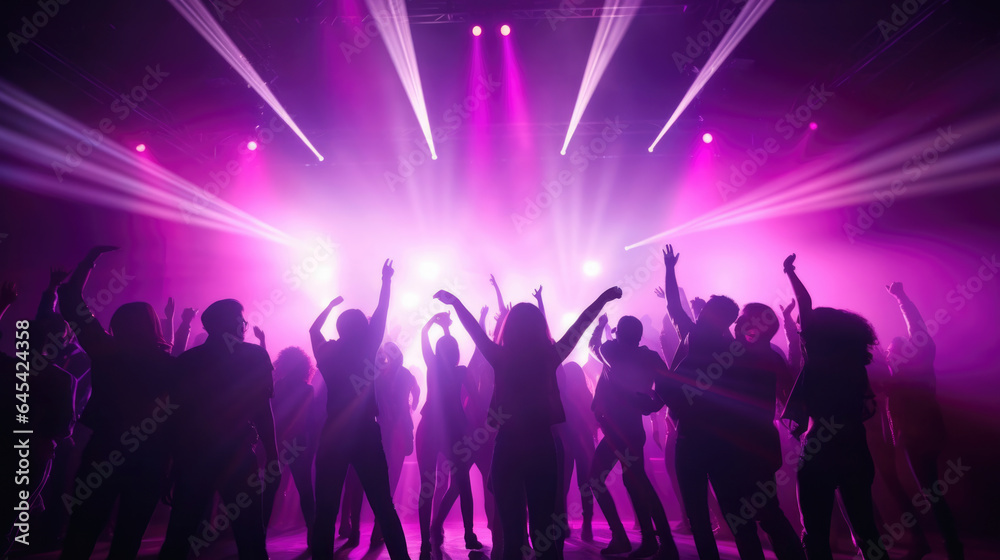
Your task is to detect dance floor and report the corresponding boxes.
[21,521,999,559]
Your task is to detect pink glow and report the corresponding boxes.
[247,140,258,151]
[702,132,713,144]
[135,143,146,152]
[809,121,818,130]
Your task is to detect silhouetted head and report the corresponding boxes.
[696,295,739,332]
[736,303,780,345]
[110,302,169,352]
[436,335,460,368]
[498,302,551,352]
[378,342,404,371]
[201,299,246,341]
[801,307,878,366]
[336,309,369,344]
[616,316,643,347]
[275,346,313,382]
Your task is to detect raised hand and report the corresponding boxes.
[886,282,904,297]
[86,245,119,260]
[780,299,796,318]
[663,244,680,268]
[653,286,665,299]
[180,307,197,324]
[0,282,16,307]
[489,274,498,288]
[600,286,623,303]
[783,253,796,273]
[328,296,345,308]
[49,267,69,287]
[532,285,543,300]
[432,311,452,328]
[164,297,175,318]
[597,313,609,327]
[382,259,394,279]
[479,305,489,320]
[434,290,458,306]
[253,326,265,343]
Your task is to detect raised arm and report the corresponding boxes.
[478,305,489,333]
[162,297,175,346]
[435,290,500,364]
[588,313,608,365]
[422,312,449,367]
[172,307,196,356]
[783,254,812,329]
[886,282,928,340]
[57,246,118,355]
[533,285,545,319]
[367,259,394,355]
[37,268,68,319]
[309,297,344,357]
[555,287,622,362]
[489,274,505,313]
[253,326,267,352]
[780,299,802,376]
[677,287,696,323]
[662,244,695,339]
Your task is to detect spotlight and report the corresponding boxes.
[583,260,601,277]
[472,25,482,36]
[702,132,713,144]
[247,140,258,151]
[135,143,146,152]
[500,24,511,36]
[809,122,818,130]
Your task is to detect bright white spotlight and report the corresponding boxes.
[167,0,324,161]
[364,0,437,160]
[472,25,482,36]
[135,143,146,153]
[702,132,713,144]
[583,260,602,277]
[419,261,439,280]
[500,24,511,36]
[560,0,641,155]
[649,0,776,151]
[247,140,258,151]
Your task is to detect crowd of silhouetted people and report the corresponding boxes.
[0,244,965,560]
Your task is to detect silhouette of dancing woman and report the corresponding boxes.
[310,260,410,560]
[434,285,621,560]
[780,254,886,560]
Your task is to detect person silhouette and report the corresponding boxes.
[780,254,886,560]
[309,260,410,560]
[654,244,742,560]
[159,298,278,560]
[589,313,680,560]
[556,362,597,542]
[272,347,321,537]
[416,312,482,558]
[55,247,175,560]
[434,285,621,560]
[883,282,964,560]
